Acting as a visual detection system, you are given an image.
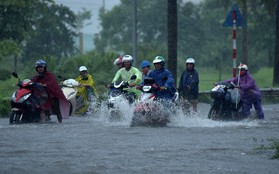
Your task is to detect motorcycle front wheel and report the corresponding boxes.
[208,103,221,120]
[9,111,23,124]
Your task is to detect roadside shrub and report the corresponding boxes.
[0,97,11,117]
[0,69,11,80]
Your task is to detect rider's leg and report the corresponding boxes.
[253,99,264,119]
[40,110,46,123]
[242,101,252,118]
[189,99,198,113]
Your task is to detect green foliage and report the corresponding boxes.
[94,0,276,76]
[254,137,279,159]
[22,2,78,60]
[0,0,37,42]
[0,40,21,61]
[55,51,119,93]
[0,0,79,62]
[76,8,92,32]
[0,69,11,80]
[0,97,11,117]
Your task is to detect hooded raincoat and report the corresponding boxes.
[225,73,264,119]
[32,71,70,118]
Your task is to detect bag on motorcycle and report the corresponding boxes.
[230,88,240,104]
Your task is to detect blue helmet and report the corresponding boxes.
[35,59,47,68]
[141,60,151,68]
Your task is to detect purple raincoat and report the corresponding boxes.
[225,72,264,119]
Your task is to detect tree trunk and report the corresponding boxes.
[14,55,17,73]
[167,0,177,85]
[273,0,279,86]
[241,0,248,64]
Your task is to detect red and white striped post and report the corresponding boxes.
[224,4,246,77]
[232,10,237,77]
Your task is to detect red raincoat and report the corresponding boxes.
[31,71,70,118]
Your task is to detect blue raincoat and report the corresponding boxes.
[146,68,176,100]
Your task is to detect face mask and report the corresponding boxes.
[240,70,246,76]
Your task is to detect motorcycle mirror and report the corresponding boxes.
[130,75,137,80]
[12,72,18,79]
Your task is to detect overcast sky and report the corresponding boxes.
[54,0,202,34]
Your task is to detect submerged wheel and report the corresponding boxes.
[208,104,221,120]
[9,112,22,124]
[108,110,123,122]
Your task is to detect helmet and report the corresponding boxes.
[153,56,165,64]
[114,57,123,65]
[79,66,87,72]
[141,60,151,68]
[35,59,47,68]
[186,58,195,64]
[238,64,248,70]
[122,55,133,62]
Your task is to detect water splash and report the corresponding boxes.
[87,101,260,128]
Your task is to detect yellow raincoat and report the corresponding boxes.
[75,74,96,114]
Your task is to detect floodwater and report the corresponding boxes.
[0,103,279,174]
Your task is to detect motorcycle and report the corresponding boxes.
[131,78,179,127]
[9,72,59,124]
[107,75,141,121]
[208,81,243,121]
[60,78,96,115]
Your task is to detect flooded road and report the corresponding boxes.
[0,103,279,174]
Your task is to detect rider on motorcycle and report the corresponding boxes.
[145,56,176,100]
[31,59,70,123]
[110,55,142,103]
[111,55,142,86]
[114,57,123,70]
[75,66,97,113]
[224,64,264,119]
[141,60,152,82]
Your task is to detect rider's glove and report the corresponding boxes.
[136,85,143,90]
[228,82,236,89]
[160,86,167,91]
[152,84,159,89]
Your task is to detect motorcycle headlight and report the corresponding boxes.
[18,93,31,103]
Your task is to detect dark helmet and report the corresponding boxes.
[35,59,47,68]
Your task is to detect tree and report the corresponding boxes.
[274,0,279,86]
[241,0,248,64]
[0,0,36,42]
[0,40,21,61]
[168,0,177,83]
[22,3,77,60]
[0,0,78,71]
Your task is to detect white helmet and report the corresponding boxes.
[238,64,248,70]
[113,57,123,65]
[79,66,87,72]
[122,55,133,62]
[186,58,195,64]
